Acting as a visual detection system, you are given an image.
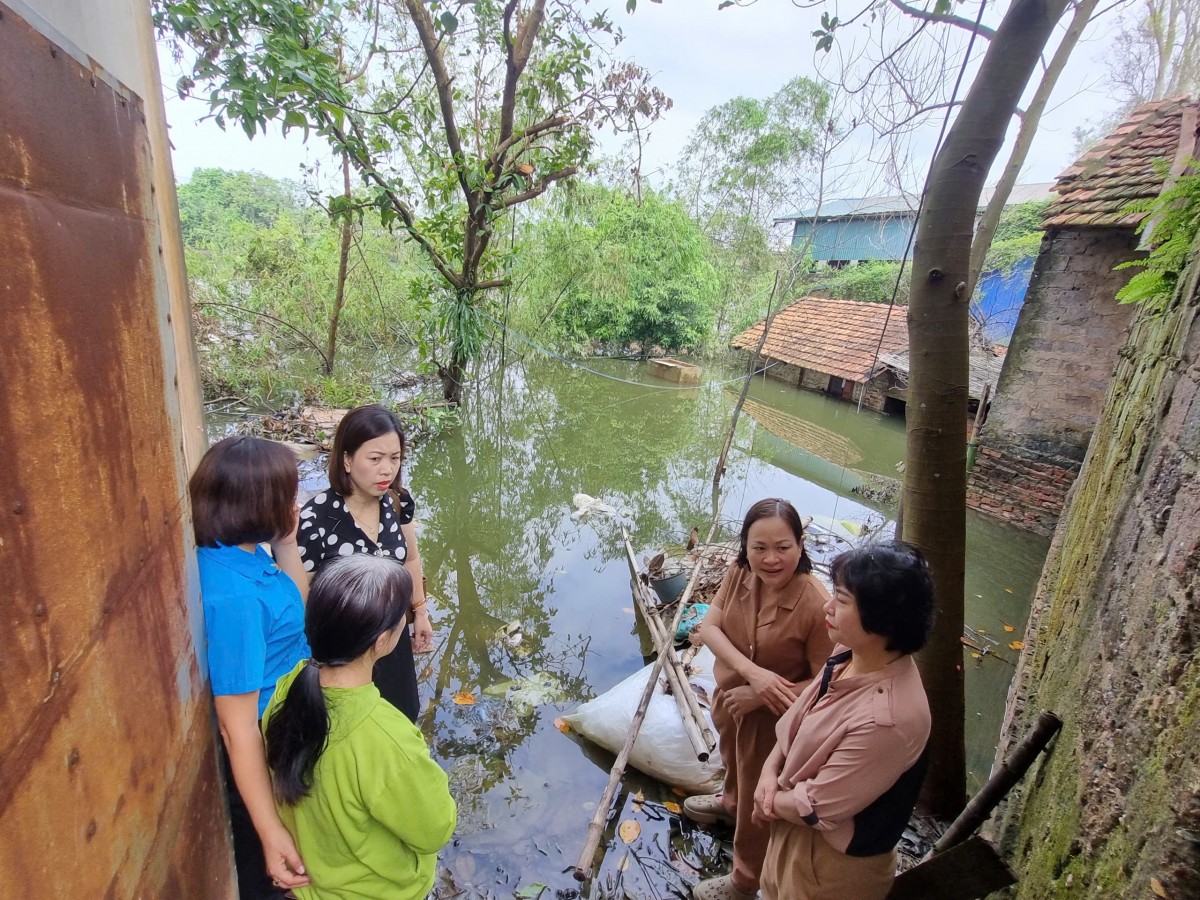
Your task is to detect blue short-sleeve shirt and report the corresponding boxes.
[197,543,310,718]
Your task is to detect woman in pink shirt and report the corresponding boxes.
[753,541,935,900]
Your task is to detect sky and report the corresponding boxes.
[157,0,1128,207]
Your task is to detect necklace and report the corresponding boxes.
[346,495,381,543]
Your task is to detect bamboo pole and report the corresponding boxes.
[622,538,711,760]
[572,655,665,881]
[931,710,1063,855]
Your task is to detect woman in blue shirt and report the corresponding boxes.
[190,436,312,898]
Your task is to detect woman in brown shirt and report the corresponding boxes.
[753,541,935,900]
[688,499,834,900]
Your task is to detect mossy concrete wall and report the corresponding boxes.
[991,234,1200,899]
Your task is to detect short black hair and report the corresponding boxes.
[829,540,935,655]
[190,436,298,548]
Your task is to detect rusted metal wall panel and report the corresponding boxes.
[0,4,234,897]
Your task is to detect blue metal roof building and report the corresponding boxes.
[777,184,1053,264]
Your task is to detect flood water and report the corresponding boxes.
[263,354,1048,898]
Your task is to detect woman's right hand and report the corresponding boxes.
[743,665,796,716]
[262,823,311,889]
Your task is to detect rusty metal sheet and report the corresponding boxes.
[0,3,233,897]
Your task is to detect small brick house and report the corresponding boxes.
[967,97,1200,535]
[732,296,1001,414]
[731,297,909,413]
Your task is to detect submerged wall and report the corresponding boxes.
[967,228,1138,535]
[991,235,1200,897]
[0,1,229,896]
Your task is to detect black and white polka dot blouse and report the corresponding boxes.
[296,487,416,574]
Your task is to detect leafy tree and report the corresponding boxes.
[177,167,422,398]
[157,0,669,404]
[678,76,830,237]
[515,185,719,352]
[676,77,831,340]
[177,167,300,247]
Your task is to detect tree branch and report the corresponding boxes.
[888,0,997,39]
[403,0,472,205]
[498,0,547,147]
[321,111,463,290]
[487,114,571,176]
[494,166,580,209]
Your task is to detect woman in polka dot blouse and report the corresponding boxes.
[296,404,432,721]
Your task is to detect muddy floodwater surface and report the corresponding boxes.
[226,356,1049,899]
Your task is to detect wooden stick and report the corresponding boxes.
[572,654,664,881]
[931,710,1063,855]
[622,537,711,759]
[633,579,712,760]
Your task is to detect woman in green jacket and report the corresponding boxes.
[263,555,456,899]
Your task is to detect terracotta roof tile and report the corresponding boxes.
[730,297,908,383]
[1045,98,1200,228]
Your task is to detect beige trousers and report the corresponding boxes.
[760,820,895,900]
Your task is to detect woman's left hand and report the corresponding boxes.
[723,685,765,720]
[412,608,434,653]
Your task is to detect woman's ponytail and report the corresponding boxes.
[265,659,330,805]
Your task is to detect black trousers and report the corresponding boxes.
[373,622,421,722]
[220,746,287,900]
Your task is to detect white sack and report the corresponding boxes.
[563,647,724,795]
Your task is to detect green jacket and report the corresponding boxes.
[264,662,457,900]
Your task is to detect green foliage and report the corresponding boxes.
[794,260,909,305]
[514,185,719,352]
[679,76,829,239]
[1116,160,1200,311]
[991,200,1049,242]
[158,0,670,400]
[180,167,426,404]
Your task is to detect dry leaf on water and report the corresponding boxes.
[1003,624,1016,632]
[553,717,571,734]
[1004,588,1013,593]
[663,800,682,814]
[971,652,982,660]
[618,820,641,844]
[1008,641,1025,651]
[452,692,477,705]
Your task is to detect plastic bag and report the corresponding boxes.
[563,647,724,795]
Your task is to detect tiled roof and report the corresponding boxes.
[731,297,908,383]
[1044,97,1200,229]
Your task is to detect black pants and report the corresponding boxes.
[220,746,288,900]
[373,622,420,722]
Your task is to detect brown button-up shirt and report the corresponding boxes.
[710,563,831,692]
[774,648,930,855]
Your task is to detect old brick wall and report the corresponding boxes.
[967,227,1140,535]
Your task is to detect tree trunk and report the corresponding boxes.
[905,0,1071,818]
[966,0,1098,299]
[325,152,353,376]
